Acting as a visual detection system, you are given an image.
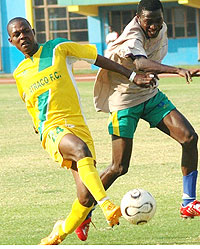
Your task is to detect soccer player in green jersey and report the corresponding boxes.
[77,0,200,241]
[7,17,156,245]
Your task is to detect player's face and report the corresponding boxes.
[137,9,164,38]
[8,20,38,57]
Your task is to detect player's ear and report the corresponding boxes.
[8,37,12,44]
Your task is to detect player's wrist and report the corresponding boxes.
[129,71,136,82]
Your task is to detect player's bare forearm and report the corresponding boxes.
[134,57,179,74]
[133,57,200,83]
[95,55,132,79]
[134,58,200,77]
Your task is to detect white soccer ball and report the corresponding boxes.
[120,189,156,225]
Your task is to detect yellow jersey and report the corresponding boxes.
[13,38,97,146]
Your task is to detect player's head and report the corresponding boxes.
[136,0,164,39]
[7,17,38,57]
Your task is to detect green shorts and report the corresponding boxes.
[108,91,176,138]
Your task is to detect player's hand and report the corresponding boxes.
[134,73,158,88]
[190,69,200,77]
[177,68,193,84]
[178,68,200,84]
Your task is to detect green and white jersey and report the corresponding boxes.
[13,38,97,144]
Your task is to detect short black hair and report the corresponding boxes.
[7,17,31,34]
[137,0,163,15]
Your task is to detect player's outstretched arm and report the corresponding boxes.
[133,56,200,84]
[94,55,156,88]
[164,68,200,84]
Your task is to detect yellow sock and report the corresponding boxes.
[77,157,107,202]
[62,198,93,235]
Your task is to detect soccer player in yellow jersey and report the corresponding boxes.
[7,17,156,245]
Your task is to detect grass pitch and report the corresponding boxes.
[1,76,200,245]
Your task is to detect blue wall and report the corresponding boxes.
[87,8,108,69]
[163,38,200,66]
[88,16,103,53]
[1,1,200,73]
[1,0,26,73]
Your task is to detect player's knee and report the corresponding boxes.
[75,142,92,161]
[110,162,129,177]
[120,164,129,175]
[182,130,198,149]
[79,198,94,208]
[78,192,94,207]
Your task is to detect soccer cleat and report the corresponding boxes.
[180,200,200,218]
[101,200,122,227]
[75,217,91,241]
[39,220,67,245]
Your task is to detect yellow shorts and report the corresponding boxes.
[43,125,96,169]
